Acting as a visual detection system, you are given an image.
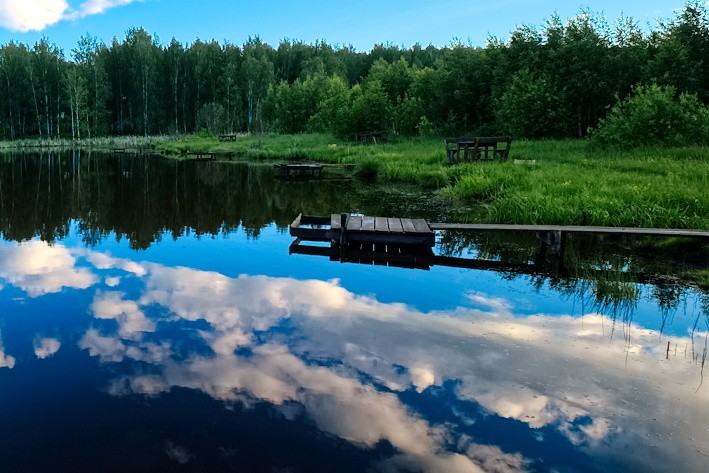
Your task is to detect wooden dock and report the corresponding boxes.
[290,214,436,246]
[289,213,709,273]
[291,214,709,249]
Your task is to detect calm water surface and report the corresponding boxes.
[0,152,707,472]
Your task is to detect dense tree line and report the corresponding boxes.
[0,2,706,140]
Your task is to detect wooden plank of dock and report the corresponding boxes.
[388,218,403,233]
[427,223,709,238]
[347,216,363,231]
[401,218,416,233]
[331,214,342,230]
[375,217,389,231]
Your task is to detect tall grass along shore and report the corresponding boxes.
[154,133,709,230]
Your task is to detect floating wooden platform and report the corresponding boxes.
[290,214,435,247]
[275,164,324,179]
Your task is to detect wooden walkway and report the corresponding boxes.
[428,223,709,239]
[291,214,709,250]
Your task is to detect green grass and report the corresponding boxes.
[156,133,709,229]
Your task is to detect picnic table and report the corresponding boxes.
[445,136,512,164]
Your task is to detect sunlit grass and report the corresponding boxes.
[156,133,709,229]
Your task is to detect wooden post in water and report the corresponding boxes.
[339,213,349,263]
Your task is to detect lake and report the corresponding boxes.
[0,151,707,472]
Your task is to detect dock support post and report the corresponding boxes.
[339,213,349,263]
[339,213,348,246]
[535,230,567,276]
[536,230,563,256]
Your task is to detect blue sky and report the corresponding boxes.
[0,0,692,57]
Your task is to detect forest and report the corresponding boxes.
[0,2,707,142]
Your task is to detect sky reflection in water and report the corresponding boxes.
[0,225,707,473]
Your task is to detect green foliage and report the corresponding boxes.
[0,3,708,141]
[646,1,709,100]
[495,70,569,138]
[592,84,709,147]
[346,81,392,136]
[367,58,414,103]
[356,158,381,179]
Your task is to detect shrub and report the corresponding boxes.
[592,85,709,147]
[495,70,571,139]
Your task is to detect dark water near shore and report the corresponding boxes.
[0,151,707,473]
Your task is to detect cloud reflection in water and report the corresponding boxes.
[0,241,707,472]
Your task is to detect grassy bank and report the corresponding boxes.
[0,135,176,151]
[160,133,709,229]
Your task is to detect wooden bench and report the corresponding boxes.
[218,133,238,142]
[445,136,512,164]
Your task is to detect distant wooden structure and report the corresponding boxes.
[185,151,216,161]
[275,164,324,179]
[112,148,150,155]
[290,214,435,247]
[445,136,512,164]
[218,133,238,142]
[356,131,388,145]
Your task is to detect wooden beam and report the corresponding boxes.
[427,223,709,238]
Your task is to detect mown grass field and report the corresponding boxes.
[160,133,709,229]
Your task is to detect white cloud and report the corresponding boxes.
[0,0,68,32]
[0,331,15,368]
[79,328,127,362]
[84,251,146,277]
[70,0,136,19]
[33,337,61,358]
[0,349,14,368]
[0,0,139,32]
[105,276,121,287]
[0,241,97,297]
[90,291,155,339]
[74,253,709,473]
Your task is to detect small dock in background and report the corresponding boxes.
[112,148,151,155]
[275,164,324,179]
[275,163,356,180]
[185,151,216,161]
